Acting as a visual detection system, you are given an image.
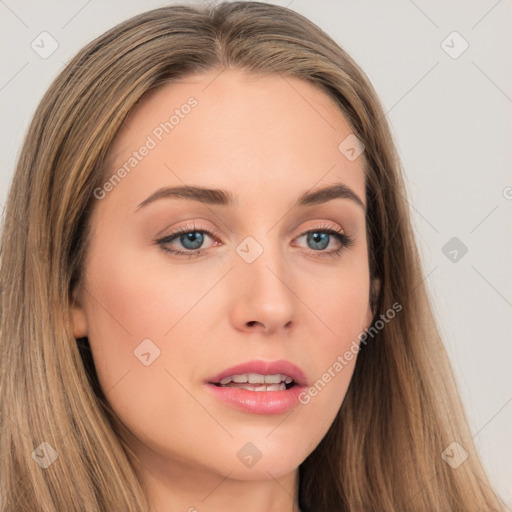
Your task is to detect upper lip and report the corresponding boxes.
[207,359,308,387]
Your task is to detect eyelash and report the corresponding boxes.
[155,222,354,259]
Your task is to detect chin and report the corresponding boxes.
[223,459,300,481]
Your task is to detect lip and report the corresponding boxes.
[205,359,308,415]
[207,359,308,387]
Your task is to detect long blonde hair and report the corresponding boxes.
[0,2,504,511]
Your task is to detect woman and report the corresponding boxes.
[0,2,504,511]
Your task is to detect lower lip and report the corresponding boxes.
[205,383,306,415]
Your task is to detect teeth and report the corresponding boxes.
[264,374,283,384]
[217,373,294,388]
[248,373,265,384]
[267,383,286,391]
[231,382,286,392]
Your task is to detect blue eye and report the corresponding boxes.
[295,227,354,259]
[305,231,338,251]
[156,224,215,258]
[177,231,205,250]
[156,222,353,259]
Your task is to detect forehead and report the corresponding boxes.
[100,69,366,215]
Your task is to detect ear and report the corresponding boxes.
[365,276,381,327]
[70,285,89,339]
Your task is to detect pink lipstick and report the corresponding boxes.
[205,359,308,415]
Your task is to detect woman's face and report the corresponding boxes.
[72,69,373,485]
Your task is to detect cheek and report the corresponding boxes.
[292,259,370,432]
[84,245,211,345]
[312,274,369,333]
[81,242,208,400]
[81,249,215,454]
[298,250,371,345]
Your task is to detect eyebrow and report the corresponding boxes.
[135,182,366,212]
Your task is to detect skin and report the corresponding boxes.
[71,69,375,512]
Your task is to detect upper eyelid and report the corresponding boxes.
[158,221,346,240]
[157,222,348,250]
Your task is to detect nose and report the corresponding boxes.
[228,241,296,335]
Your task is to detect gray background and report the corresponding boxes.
[1,0,511,507]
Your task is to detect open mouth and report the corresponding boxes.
[205,362,307,414]
[211,373,296,392]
